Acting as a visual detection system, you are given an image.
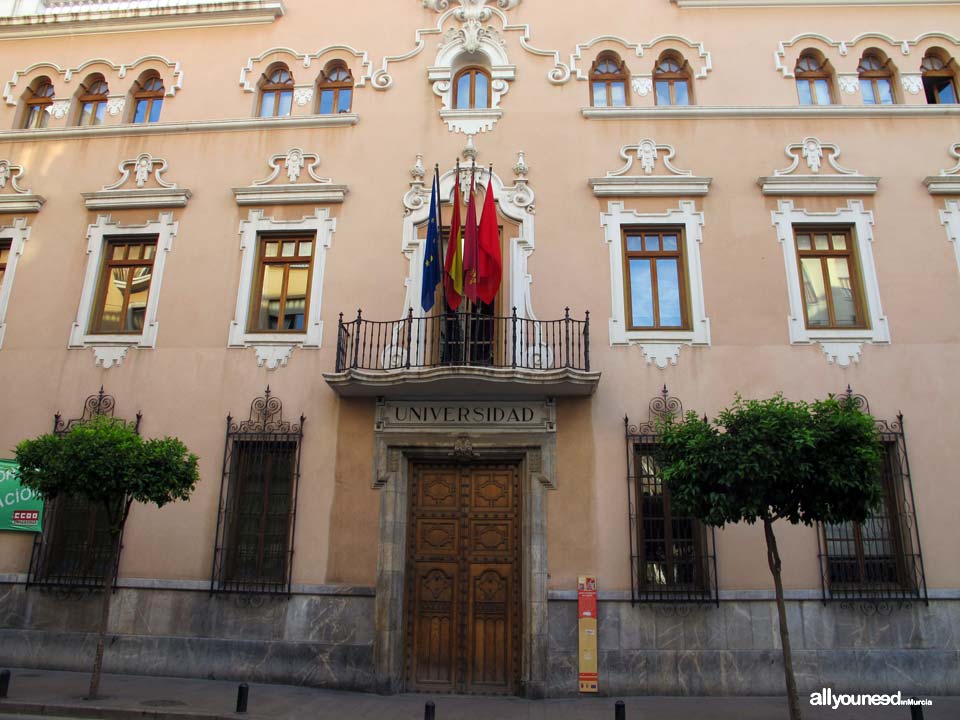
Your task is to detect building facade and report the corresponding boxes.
[0,0,958,698]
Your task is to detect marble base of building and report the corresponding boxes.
[0,583,956,696]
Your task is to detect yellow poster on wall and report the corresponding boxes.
[578,575,598,693]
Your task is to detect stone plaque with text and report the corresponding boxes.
[375,399,556,433]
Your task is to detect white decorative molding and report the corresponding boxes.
[239,45,372,92]
[233,147,347,206]
[569,34,713,81]
[0,218,32,350]
[0,160,44,213]
[68,213,179,368]
[837,74,859,95]
[939,200,960,275]
[600,200,711,367]
[632,77,653,96]
[590,138,711,197]
[582,105,960,119]
[901,73,923,95]
[0,1,284,39]
[758,137,879,196]
[923,142,960,195]
[106,97,125,116]
[228,208,336,369]
[3,55,184,106]
[83,153,191,210]
[48,99,69,118]
[401,156,536,327]
[770,199,890,367]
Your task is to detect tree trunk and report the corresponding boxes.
[86,526,121,700]
[763,516,802,720]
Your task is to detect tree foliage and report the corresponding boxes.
[655,394,885,528]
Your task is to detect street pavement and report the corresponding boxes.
[0,668,957,720]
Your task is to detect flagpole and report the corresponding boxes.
[470,159,477,311]
[434,163,443,318]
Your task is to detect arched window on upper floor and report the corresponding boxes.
[453,66,490,110]
[858,52,896,105]
[795,51,834,106]
[258,63,294,118]
[654,52,692,106]
[21,76,54,129]
[590,51,629,108]
[76,73,109,126]
[317,61,353,114]
[131,71,164,124]
[922,49,958,104]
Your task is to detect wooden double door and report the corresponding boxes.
[405,461,522,695]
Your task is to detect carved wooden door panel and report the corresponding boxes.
[406,462,521,695]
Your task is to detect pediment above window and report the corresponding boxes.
[233,147,348,206]
[758,137,878,195]
[83,153,190,210]
[590,139,711,197]
[924,141,960,194]
[0,160,44,212]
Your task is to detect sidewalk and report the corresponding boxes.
[0,668,956,720]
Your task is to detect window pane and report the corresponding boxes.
[655,81,671,105]
[281,241,296,257]
[112,245,126,260]
[144,245,156,260]
[257,264,285,330]
[796,234,811,251]
[814,233,829,250]
[126,267,151,332]
[610,82,626,107]
[260,92,276,117]
[319,89,334,114]
[625,235,641,251]
[797,80,812,105]
[656,259,682,327]
[283,264,309,330]
[264,241,279,257]
[628,258,654,327]
[938,79,958,103]
[801,257,828,327]
[456,73,472,109]
[0,247,8,264]
[277,91,293,117]
[337,88,352,113]
[827,257,859,326]
[592,82,607,107]
[94,103,105,125]
[877,78,894,104]
[814,79,832,105]
[674,81,689,106]
[474,73,488,108]
[860,78,876,104]
[299,241,313,257]
[662,234,678,251]
[831,233,847,250]
[644,235,660,252]
[98,267,129,332]
[0,268,4,286]
[127,244,141,260]
[148,98,163,122]
[133,99,148,123]
[80,102,94,125]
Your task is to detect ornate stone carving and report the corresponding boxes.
[837,75,859,95]
[591,139,711,197]
[513,151,529,180]
[925,143,960,195]
[759,137,878,196]
[632,77,653,96]
[254,147,328,186]
[0,160,30,194]
[449,435,481,460]
[410,153,426,181]
[901,74,923,95]
[423,0,522,53]
[293,87,314,107]
[235,148,347,205]
[105,153,177,190]
[106,97,125,116]
[48,99,70,119]
[84,153,190,210]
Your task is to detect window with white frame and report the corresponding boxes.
[68,213,178,368]
[770,199,889,367]
[227,209,336,370]
[0,218,31,349]
[601,200,710,368]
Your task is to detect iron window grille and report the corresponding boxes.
[211,388,304,596]
[26,387,141,591]
[817,388,928,606]
[625,387,718,605]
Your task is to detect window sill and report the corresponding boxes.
[67,335,153,370]
[610,329,710,369]
[582,105,960,119]
[438,108,503,134]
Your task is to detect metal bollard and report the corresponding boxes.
[910,701,924,720]
[0,669,9,699]
[424,700,436,720]
[236,683,249,713]
[615,700,625,720]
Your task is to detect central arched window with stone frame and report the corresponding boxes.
[921,48,958,104]
[590,51,629,108]
[453,66,491,110]
[75,73,109,126]
[857,52,896,105]
[654,52,692,106]
[21,76,54,129]
[795,51,835,106]
[258,63,294,118]
[130,71,165,124]
[317,61,354,114]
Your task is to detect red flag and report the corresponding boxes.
[443,180,463,310]
[462,179,479,303]
[476,179,501,304]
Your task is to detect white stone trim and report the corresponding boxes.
[581,105,960,119]
[83,152,191,210]
[923,142,960,195]
[238,45,372,93]
[590,138,712,197]
[233,147,348,206]
[0,159,44,213]
[601,200,711,368]
[939,200,960,275]
[770,199,890,367]
[0,218,31,350]
[68,213,178,368]
[569,34,712,82]
[758,136,879,196]
[227,208,336,369]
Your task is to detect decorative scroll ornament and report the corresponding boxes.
[759,137,878,196]
[254,147,329,186]
[106,97,125,116]
[923,142,960,195]
[624,385,683,436]
[901,74,923,95]
[293,87,314,107]
[632,77,653,97]
[231,386,302,434]
[423,0,522,52]
[590,139,711,197]
[0,160,31,194]
[837,75,859,95]
[83,153,190,210]
[104,153,177,190]
[49,99,70,119]
[234,148,347,205]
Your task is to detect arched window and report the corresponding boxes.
[317,61,353,114]
[922,50,958,104]
[453,66,490,110]
[590,52,629,107]
[654,52,691,106]
[22,77,54,129]
[131,72,164,124]
[258,64,294,118]
[795,52,834,105]
[77,74,109,126]
[858,52,895,105]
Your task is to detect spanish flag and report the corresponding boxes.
[443,178,464,310]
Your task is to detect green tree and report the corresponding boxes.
[15,415,199,700]
[656,395,883,720]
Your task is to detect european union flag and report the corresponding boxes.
[420,168,442,311]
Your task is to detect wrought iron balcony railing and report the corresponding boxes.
[334,307,590,374]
